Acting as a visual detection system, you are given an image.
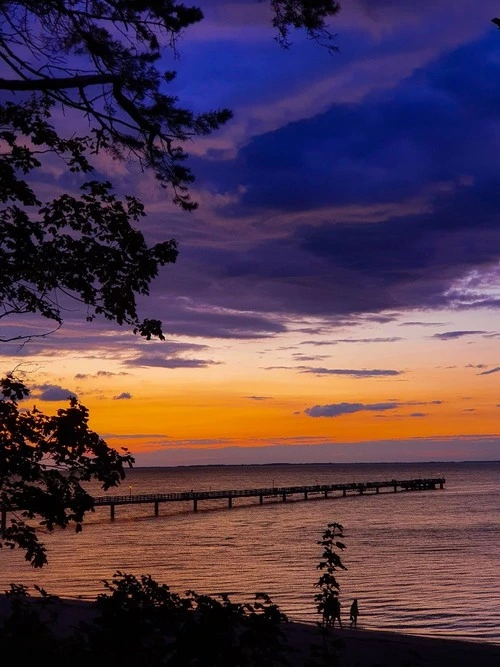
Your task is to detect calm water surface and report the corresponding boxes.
[2,461,499,645]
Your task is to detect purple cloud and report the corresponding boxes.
[304,399,443,417]
[75,371,131,379]
[125,356,222,369]
[31,384,77,401]
[478,366,500,376]
[433,331,488,340]
[304,402,400,417]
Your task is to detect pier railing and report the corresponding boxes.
[1,478,445,526]
[89,477,445,519]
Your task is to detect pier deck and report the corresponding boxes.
[91,477,445,519]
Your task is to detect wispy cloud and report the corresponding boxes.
[304,399,443,418]
[301,337,402,346]
[124,356,222,369]
[75,370,131,379]
[433,331,488,340]
[400,321,447,327]
[332,337,403,344]
[478,366,500,376]
[305,402,400,417]
[292,354,330,361]
[299,367,403,378]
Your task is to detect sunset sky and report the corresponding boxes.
[2,0,500,466]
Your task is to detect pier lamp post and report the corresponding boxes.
[129,485,132,497]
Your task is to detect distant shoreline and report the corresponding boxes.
[126,459,500,469]
[1,595,499,666]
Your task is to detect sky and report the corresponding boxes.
[2,0,500,466]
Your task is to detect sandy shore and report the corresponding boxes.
[285,622,500,666]
[1,595,499,666]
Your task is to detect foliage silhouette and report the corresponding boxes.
[0,572,293,666]
[0,374,134,567]
[314,521,347,622]
[306,522,347,666]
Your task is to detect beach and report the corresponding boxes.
[1,595,499,666]
[285,623,500,666]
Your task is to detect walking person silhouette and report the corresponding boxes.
[324,596,342,628]
[349,598,359,628]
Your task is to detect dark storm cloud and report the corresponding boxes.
[177,176,500,322]
[174,33,500,322]
[1,295,287,355]
[299,367,403,378]
[31,384,76,401]
[157,308,286,339]
[231,35,500,213]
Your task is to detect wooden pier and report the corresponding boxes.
[90,477,445,520]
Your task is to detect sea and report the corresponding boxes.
[1,461,499,645]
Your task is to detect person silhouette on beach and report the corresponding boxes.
[349,598,359,628]
[324,596,342,628]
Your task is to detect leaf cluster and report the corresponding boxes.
[0,96,178,340]
[271,0,341,51]
[0,0,232,209]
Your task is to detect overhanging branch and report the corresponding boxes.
[0,74,118,91]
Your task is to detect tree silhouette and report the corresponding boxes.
[0,374,134,567]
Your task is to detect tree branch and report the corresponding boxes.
[0,73,118,91]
